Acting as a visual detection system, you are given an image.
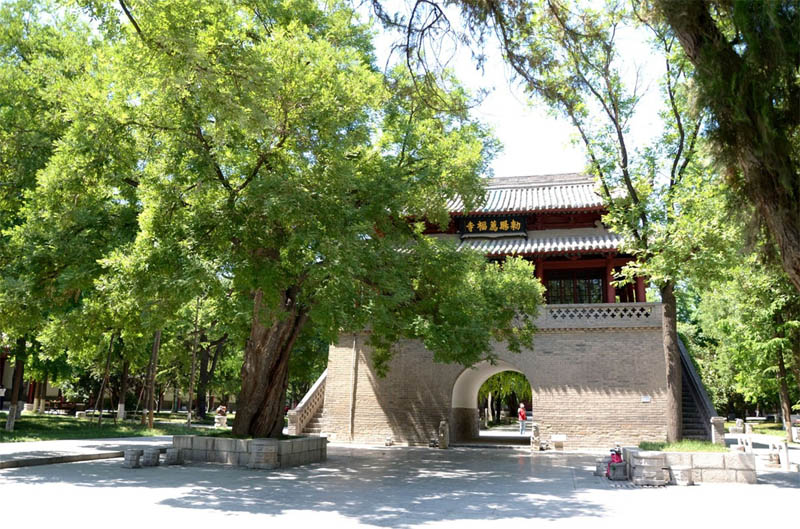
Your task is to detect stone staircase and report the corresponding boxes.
[679,337,716,441]
[302,407,325,436]
[681,376,708,440]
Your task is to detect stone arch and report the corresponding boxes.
[449,359,527,442]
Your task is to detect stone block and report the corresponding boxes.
[165,448,184,465]
[238,453,251,467]
[232,439,250,453]
[668,465,692,486]
[193,437,214,451]
[632,466,667,480]
[663,453,691,467]
[736,470,757,484]
[191,449,207,462]
[631,452,666,468]
[214,438,235,452]
[692,453,725,469]
[691,469,703,483]
[698,469,735,483]
[278,440,294,455]
[173,435,194,450]
[724,453,755,470]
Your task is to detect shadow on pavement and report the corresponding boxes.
[0,447,614,526]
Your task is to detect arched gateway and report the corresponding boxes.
[289,174,714,448]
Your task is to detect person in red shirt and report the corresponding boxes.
[518,403,527,435]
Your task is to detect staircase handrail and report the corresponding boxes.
[678,337,717,434]
[287,369,327,436]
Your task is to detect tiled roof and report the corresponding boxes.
[448,173,604,214]
[457,228,622,256]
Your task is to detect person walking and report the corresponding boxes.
[518,402,527,435]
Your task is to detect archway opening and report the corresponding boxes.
[477,371,532,441]
[450,360,532,444]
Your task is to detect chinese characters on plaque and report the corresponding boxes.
[457,215,527,238]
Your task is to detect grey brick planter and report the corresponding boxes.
[172,435,327,469]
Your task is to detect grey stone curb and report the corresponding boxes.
[0,447,167,470]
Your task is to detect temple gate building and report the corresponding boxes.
[289,174,715,448]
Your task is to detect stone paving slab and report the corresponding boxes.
[0,436,171,469]
[0,443,798,527]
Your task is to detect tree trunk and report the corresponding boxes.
[147,330,162,429]
[4,338,26,432]
[117,359,129,420]
[197,345,210,420]
[96,332,116,426]
[661,282,682,442]
[232,288,308,438]
[37,375,48,413]
[791,336,800,398]
[187,298,201,428]
[776,348,793,443]
[196,334,227,420]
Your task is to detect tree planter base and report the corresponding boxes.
[172,435,326,469]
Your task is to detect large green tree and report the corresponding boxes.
[10,0,544,438]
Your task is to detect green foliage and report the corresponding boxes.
[0,413,232,443]
[638,440,727,453]
[478,371,531,404]
[694,256,799,411]
[1,0,544,430]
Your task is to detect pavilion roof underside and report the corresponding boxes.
[458,228,623,257]
[447,174,604,215]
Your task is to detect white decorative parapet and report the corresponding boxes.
[287,369,327,436]
[536,303,662,330]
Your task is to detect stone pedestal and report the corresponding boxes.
[710,416,726,445]
[214,415,228,428]
[744,422,753,435]
[530,423,541,451]
[438,420,450,449]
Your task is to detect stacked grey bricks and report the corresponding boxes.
[141,448,161,467]
[122,449,143,469]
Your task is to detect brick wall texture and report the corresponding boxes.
[322,324,668,449]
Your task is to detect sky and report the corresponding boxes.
[367,2,666,179]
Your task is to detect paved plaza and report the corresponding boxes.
[0,438,798,527]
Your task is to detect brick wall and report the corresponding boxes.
[323,315,668,448]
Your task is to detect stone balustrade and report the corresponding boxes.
[287,369,327,435]
[535,303,662,330]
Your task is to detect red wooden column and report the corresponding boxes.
[635,276,646,302]
[535,258,544,281]
[605,257,616,303]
